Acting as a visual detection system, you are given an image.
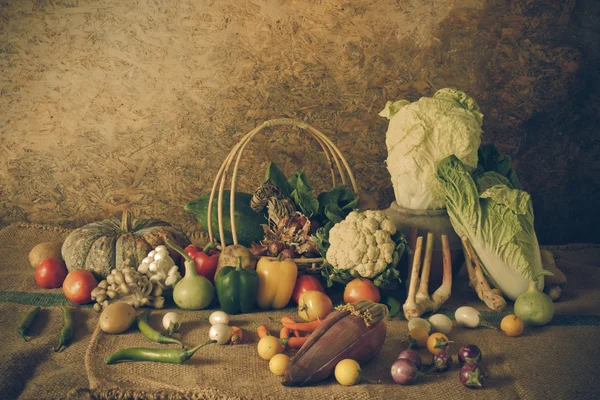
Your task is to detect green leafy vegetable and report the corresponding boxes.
[265,162,292,196]
[436,155,544,301]
[474,143,522,190]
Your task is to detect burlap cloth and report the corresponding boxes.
[1,223,599,400]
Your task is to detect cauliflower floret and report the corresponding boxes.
[326,210,398,279]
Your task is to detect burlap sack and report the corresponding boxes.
[1,223,600,399]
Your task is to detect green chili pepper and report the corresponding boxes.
[105,339,216,365]
[214,256,259,314]
[17,306,41,342]
[137,310,184,347]
[54,306,74,352]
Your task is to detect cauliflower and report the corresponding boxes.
[326,210,398,279]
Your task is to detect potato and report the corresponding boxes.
[29,241,63,268]
[216,244,256,274]
[99,302,137,334]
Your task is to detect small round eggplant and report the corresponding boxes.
[391,358,419,385]
[458,344,482,366]
[397,349,423,370]
[431,351,453,372]
[459,363,485,388]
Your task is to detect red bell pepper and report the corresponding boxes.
[183,243,220,282]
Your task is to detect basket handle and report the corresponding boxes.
[207,118,358,247]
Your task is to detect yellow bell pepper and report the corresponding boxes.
[256,257,298,309]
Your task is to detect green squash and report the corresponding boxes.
[61,212,190,279]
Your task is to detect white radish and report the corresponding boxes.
[428,314,453,334]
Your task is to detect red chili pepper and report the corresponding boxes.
[183,243,220,282]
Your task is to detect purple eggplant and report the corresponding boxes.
[391,358,419,385]
[458,344,482,365]
[397,349,423,370]
[430,351,453,372]
[459,363,485,388]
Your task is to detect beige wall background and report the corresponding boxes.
[1,0,598,244]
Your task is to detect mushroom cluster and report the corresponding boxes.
[91,267,165,312]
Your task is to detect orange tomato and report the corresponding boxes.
[427,332,450,355]
[292,275,325,304]
[298,290,333,322]
[62,270,98,305]
[35,258,68,289]
[501,314,524,337]
[343,278,380,304]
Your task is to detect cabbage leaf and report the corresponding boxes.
[437,155,544,300]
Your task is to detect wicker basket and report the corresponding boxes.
[207,118,358,274]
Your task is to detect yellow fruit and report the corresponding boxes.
[408,327,429,348]
[334,359,361,386]
[257,335,284,360]
[269,353,290,376]
[501,314,524,337]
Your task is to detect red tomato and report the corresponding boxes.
[292,275,325,304]
[62,270,98,305]
[35,258,68,289]
[343,278,380,304]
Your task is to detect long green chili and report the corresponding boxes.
[137,310,184,347]
[17,306,41,342]
[54,306,74,352]
[105,339,216,365]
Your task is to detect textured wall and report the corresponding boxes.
[1,0,598,244]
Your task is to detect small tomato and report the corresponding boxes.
[292,275,325,304]
[343,278,380,304]
[500,314,524,337]
[298,290,333,322]
[35,258,68,289]
[62,270,98,305]
[427,332,451,355]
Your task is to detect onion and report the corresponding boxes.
[428,314,452,335]
[390,358,418,385]
[455,306,480,328]
[397,349,422,370]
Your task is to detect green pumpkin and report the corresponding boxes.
[61,212,190,279]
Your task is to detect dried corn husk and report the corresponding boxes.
[282,300,388,386]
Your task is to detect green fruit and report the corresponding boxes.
[184,191,267,247]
